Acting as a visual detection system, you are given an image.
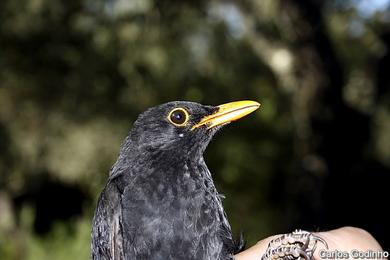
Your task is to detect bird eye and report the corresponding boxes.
[168,108,189,126]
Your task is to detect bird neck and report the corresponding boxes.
[110,136,212,185]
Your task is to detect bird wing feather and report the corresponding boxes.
[91,182,124,260]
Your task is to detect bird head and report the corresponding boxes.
[125,101,260,160]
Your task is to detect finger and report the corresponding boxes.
[313,227,383,259]
[234,235,279,260]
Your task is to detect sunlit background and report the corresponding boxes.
[0,0,389,259]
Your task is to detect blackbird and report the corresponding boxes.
[91,100,260,260]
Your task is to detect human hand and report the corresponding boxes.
[235,227,384,260]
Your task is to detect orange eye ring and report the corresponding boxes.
[168,108,189,127]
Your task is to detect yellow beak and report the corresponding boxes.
[192,100,260,130]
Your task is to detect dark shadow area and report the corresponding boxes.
[13,173,89,235]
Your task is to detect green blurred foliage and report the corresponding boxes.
[0,0,389,258]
